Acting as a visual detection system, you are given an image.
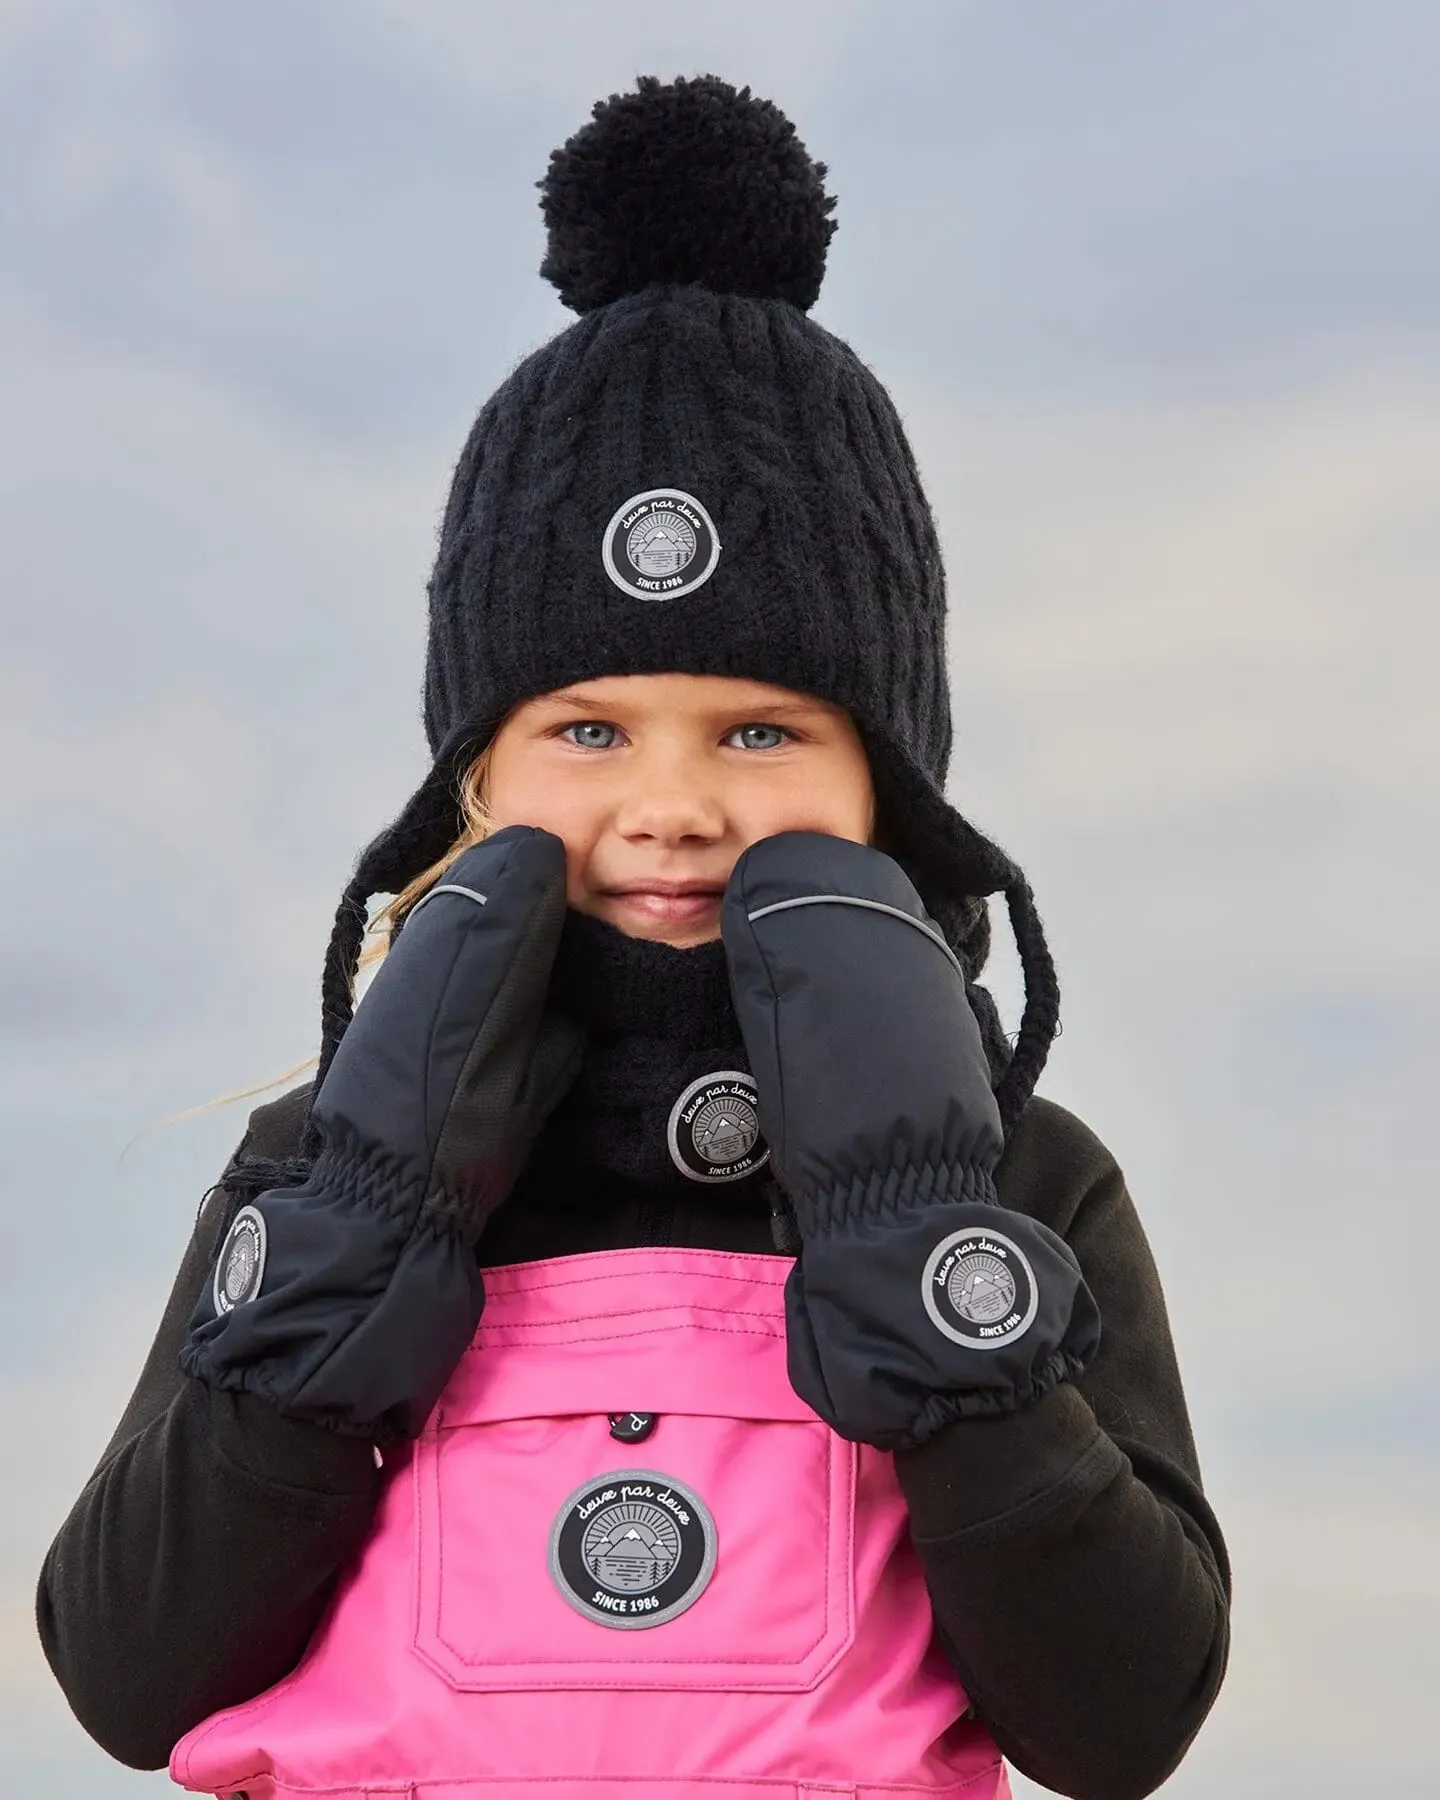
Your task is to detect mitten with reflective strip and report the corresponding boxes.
[183,826,583,1442]
[722,831,1101,1451]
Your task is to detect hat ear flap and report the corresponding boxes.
[300,739,484,1157]
[863,727,1062,1130]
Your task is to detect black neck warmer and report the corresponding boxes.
[540,909,761,1194]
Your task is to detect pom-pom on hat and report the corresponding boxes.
[307,75,1060,1145]
[539,75,837,312]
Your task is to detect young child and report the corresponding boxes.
[38,77,1230,1800]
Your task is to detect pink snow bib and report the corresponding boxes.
[172,1247,1011,1799]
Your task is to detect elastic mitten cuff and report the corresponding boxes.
[182,1139,487,1443]
[783,1185,1101,1451]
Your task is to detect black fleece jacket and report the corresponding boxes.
[37,1078,1229,1800]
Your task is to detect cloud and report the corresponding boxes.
[1172,1473,1440,1793]
[353,0,881,111]
[913,365,1440,985]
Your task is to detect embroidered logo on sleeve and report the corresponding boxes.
[601,489,721,601]
[550,1470,717,1629]
[213,1205,268,1314]
[922,1225,1039,1349]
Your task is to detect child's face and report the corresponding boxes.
[484,673,875,946]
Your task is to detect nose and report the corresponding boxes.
[611,756,727,846]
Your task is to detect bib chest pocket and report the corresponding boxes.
[412,1287,857,1694]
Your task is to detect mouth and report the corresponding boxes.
[602,882,726,926]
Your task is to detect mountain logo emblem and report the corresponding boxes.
[213,1206,267,1315]
[550,1470,717,1630]
[667,1071,770,1184]
[602,488,720,601]
[922,1225,1040,1350]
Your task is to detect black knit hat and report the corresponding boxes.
[307,75,1059,1147]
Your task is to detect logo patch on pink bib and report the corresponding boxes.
[549,1469,717,1629]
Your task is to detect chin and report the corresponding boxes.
[622,921,722,950]
[597,907,721,949]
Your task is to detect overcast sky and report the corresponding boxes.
[2,4,1437,1796]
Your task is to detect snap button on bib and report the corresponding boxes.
[608,1411,657,1442]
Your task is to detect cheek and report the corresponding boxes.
[482,751,601,897]
[739,754,875,848]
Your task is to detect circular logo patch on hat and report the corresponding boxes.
[667,1071,769,1184]
[213,1205,267,1315]
[602,488,720,601]
[922,1225,1039,1349]
[549,1470,717,1630]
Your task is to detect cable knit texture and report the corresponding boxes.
[421,284,953,787]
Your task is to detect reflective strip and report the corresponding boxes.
[745,894,964,979]
[406,882,489,919]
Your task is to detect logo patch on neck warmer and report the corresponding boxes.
[602,488,720,601]
[667,1070,769,1183]
[550,1470,717,1629]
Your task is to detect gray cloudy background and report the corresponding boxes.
[2,3,1436,1795]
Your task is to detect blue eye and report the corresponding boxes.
[728,724,789,751]
[563,722,618,749]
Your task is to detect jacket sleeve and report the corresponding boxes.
[35,1086,383,1772]
[895,1097,1231,1800]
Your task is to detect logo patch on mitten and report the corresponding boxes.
[667,1071,770,1183]
[213,1206,267,1314]
[549,1470,717,1629]
[601,488,721,601]
[922,1225,1039,1349]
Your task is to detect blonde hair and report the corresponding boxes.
[357,746,497,976]
[146,747,498,1138]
